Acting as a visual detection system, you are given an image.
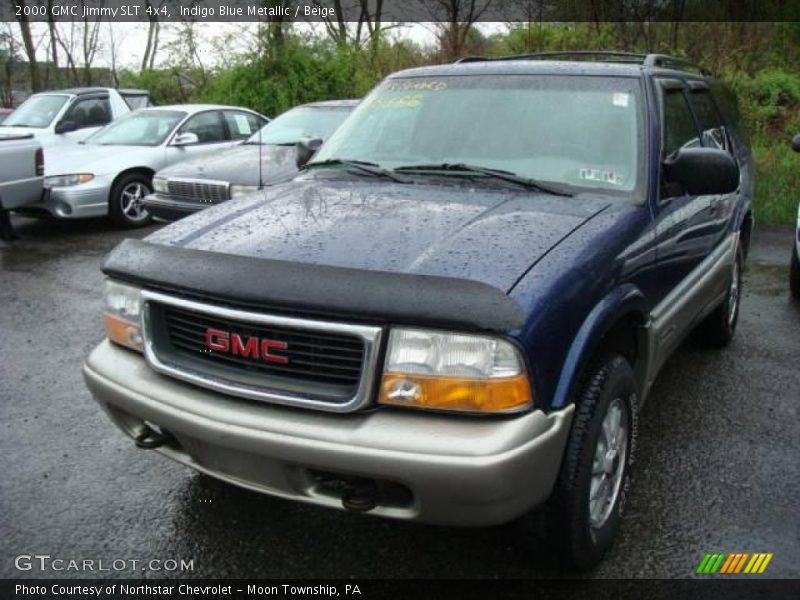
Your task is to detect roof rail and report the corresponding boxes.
[455,51,712,76]
[456,51,648,64]
[643,54,713,77]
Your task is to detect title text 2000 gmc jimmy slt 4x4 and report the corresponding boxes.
[84,53,753,568]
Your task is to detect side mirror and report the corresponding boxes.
[663,147,739,196]
[296,137,323,169]
[792,134,800,153]
[54,120,77,134]
[172,132,199,146]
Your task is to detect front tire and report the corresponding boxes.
[109,173,153,228]
[791,246,800,300]
[549,354,636,569]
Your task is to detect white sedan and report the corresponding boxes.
[23,104,267,227]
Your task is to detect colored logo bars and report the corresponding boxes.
[696,552,773,575]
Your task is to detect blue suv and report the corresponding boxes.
[85,52,753,569]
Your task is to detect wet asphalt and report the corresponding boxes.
[1,215,798,580]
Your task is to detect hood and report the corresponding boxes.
[43,143,157,177]
[147,178,610,292]
[156,144,299,186]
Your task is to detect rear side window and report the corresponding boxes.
[662,89,699,157]
[691,91,729,152]
[223,111,264,140]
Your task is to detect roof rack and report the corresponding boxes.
[643,54,712,76]
[455,51,712,77]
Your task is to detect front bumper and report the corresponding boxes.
[84,340,573,526]
[19,176,111,218]
[142,193,210,222]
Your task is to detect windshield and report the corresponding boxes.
[315,75,644,194]
[4,94,69,128]
[248,105,352,145]
[86,109,185,146]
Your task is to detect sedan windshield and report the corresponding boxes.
[4,94,69,128]
[86,110,186,146]
[315,75,644,194]
[248,106,352,145]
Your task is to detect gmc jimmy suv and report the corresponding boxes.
[84,52,753,568]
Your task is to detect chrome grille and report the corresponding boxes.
[166,178,230,204]
[164,305,365,387]
[141,290,384,413]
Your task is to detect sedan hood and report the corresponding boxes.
[156,143,298,186]
[148,178,610,292]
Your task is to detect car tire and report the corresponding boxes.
[791,246,800,300]
[548,354,636,570]
[697,245,743,347]
[109,173,153,228]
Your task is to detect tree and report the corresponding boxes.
[46,0,60,87]
[13,0,40,91]
[81,1,103,85]
[0,23,21,106]
[420,0,494,61]
[142,0,166,72]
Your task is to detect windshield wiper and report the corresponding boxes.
[393,163,573,197]
[303,158,410,183]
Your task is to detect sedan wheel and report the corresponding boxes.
[109,173,153,228]
[121,183,150,222]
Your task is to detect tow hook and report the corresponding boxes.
[133,424,174,449]
[341,479,378,513]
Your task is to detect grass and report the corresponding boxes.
[753,140,799,225]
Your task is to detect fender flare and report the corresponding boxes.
[551,283,649,409]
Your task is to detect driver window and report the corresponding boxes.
[64,97,111,130]
[662,89,700,157]
[179,111,227,144]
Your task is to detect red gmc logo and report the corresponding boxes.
[204,328,289,364]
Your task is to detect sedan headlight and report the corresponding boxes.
[231,184,259,197]
[44,173,94,187]
[152,176,168,195]
[104,280,143,353]
[378,328,532,413]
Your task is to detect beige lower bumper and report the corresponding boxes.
[84,340,573,526]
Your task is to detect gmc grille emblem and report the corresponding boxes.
[204,328,289,364]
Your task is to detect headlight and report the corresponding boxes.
[44,173,94,187]
[378,328,532,413]
[152,176,168,195]
[104,280,143,352]
[231,184,259,197]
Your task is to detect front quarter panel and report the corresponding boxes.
[509,201,657,411]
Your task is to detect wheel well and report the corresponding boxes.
[109,168,155,201]
[740,211,753,261]
[592,312,647,392]
[597,314,639,365]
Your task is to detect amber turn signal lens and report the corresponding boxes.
[104,313,144,353]
[379,372,533,413]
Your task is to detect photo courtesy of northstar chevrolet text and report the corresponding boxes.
[0,0,798,596]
